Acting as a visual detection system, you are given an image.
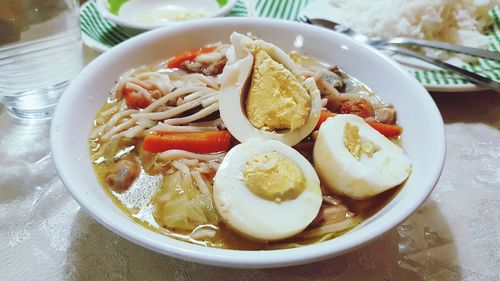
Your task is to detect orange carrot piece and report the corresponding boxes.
[366,121,403,138]
[167,47,216,69]
[315,111,336,129]
[142,131,232,153]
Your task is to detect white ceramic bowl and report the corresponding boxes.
[51,18,446,268]
[96,0,237,31]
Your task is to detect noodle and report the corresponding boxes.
[172,160,193,184]
[192,170,211,196]
[151,123,219,133]
[100,99,124,117]
[188,118,222,127]
[112,68,138,100]
[89,38,402,250]
[161,102,219,126]
[125,82,152,101]
[158,150,226,162]
[126,77,155,89]
[179,159,200,166]
[145,85,211,113]
[101,118,137,141]
[134,98,204,120]
[207,161,221,171]
[201,95,218,108]
[196,162,211,174]
[136,118,157,127]
[177,89,214,105]
[183,73,219,89]
[122,125,146,139]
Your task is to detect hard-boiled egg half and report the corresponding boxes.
[218,32,321,147]
[213,138,322,241]
[314,114,411,200]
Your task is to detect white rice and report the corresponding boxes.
[327,0,498,60]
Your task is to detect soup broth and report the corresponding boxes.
[89,33,409,250]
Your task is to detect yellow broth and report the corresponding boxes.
[89,99,401,250]
[89,48,406,250]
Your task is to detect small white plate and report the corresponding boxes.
[301,0,500,92]
[96,0,237,30]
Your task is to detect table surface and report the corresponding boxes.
[1,45,499,281]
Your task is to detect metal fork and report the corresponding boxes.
[298,16,500,61]
[298,15,500,92]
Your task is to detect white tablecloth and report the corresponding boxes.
[1,47,499,281]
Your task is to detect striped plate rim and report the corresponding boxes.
[80,0,500,90]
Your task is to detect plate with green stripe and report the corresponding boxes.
[80,0,249,52]
[80,0,500,91]
[300,0,500,92]
[404,8,500,92]
[80,0,319,52]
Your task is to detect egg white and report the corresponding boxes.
[213,138,322,241]
[313,114,412,199]
[218,32,321,147]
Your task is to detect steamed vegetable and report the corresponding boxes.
[142,131,232,153]
[154,171,218,231]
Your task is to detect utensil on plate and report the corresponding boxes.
[299,16,500,92]
[301,17,500,61]
[380,46,500,92]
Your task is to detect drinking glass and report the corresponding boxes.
[0,0,83,119]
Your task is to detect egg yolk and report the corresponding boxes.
[243,152,305,202]
[344,122,379,160]
[245,49,311,132]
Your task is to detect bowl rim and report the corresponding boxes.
[51,17,446,268]
[95,0,238,30]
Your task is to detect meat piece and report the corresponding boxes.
[338,98,374,118]
[181,58,227,76]
[374,106,396,124]
[309,204,349,227]
[315,69,345,96]
[106,159,139,192]
[330,66,342,76]
[123,87,150,109]
[202,58,227,76]
[182,61,204,73]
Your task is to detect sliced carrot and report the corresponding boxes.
[366,121,403,138]
[167,47,216,69]
[142,131,232,153]
[315,110,336,130]
[123,87,150,109]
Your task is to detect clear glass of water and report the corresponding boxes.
[0,0,83,119]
